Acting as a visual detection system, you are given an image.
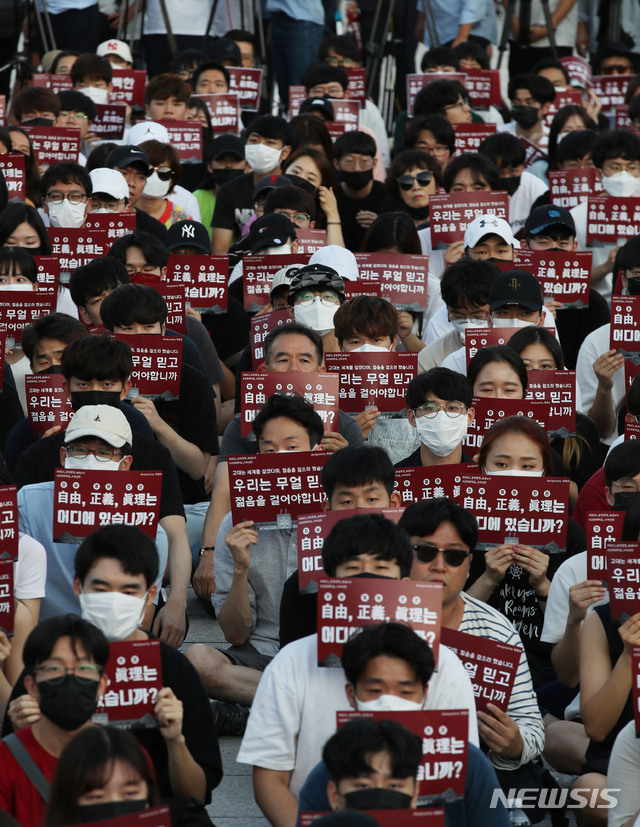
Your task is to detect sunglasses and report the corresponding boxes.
[412,543,472,567]
[397,171,433,190]
[149,165,173,181]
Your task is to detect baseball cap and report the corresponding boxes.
[489,269,543,312]
[129,121,170,146]
[252,174,291,200]
[166,220,211,254]
[97,39,133,65]
[299,96,334,120]
[89,168,129,201]
[64,405,132,448]
[105,145,150,174]
[208,133,244,161]
[288,263,345,303]
[207,37,242,66]
[270,264,302,297]
[250,213,297,254]
[523,205,576,238]
[41,49,62,74]
[464,214,516,249]
[309,245,359,281]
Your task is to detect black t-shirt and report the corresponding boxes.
[211,173,256,236]
[394,448,475,469]
[279,569,316,648]
[0,362,26,454]
[134,208,167,242]
[200,295,251,367]
[335,181,399,251]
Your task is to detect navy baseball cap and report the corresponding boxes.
[523,205,575,237]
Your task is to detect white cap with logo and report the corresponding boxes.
[463,214,519,249]
[64,405,132,448]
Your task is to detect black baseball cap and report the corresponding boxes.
[249,213,297,254]
[105,145,150,175]
[208,133,245,161]
[523,205,575,238]
[299,96,334,121]
[489,269,543,312]
[207,37,242,66]
[165,220,211,254]
[252,174,291,200]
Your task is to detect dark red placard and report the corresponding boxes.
[22,125,80,166]
[81,805,171,827]
[625,418,640,441]
[227,66,263,109]
[526,370,577,413]
[632,646,640,735]
[586,511,625,580]
[591,74,632,110]
[615,105,632,130]
[32,72,73,94]
[465,327,527,365]
[240,371,339,435]
[452,122,497,155]
[317,578,442,666]
[53,469,162,543]
[544,88,583,128]
[429,192,509,248]
[607,544,640,619]
[611,295,640,355]
[520,136,547,168]
[114,334,182,399]
[343,280,380,300]
[0,558,13,635]
[0,294,53,343]
[295,230,327,256]
[83,213,137,240]
[514,248,591,308]
[587,197,640,244]
[324,352,417,413]
[297,508,404,590]
[193,93,239,134]
[0,153,25,200]
[250,309,293,367]
[440,627,520,713]
[326,122,347,141]
[465,394,576,443]
[406,73,466,115]
[25,373,74,436]
[165,254,227,313]
[560,56,592,89]
[393,464,465,508]
[353,253,427,310]
[301,811,445,827]
[464,69,502,109]
[288,85,306,118]
[33,255,59,294]
[0,486,18,562]
[92,103,127,140]
[153,120,203,162]
[228,451,329,525]
[96,639,162,727]
[345,67,367,104]
[153,283,185,335]
[47,228,110,275]
[328,98,360,129]
[243,253,308,310]
[549,168,603,208]
[110,68,147,107]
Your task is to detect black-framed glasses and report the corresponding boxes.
[46,191,88,205]
[65,445,123,462]
[35,663,103,685]
[412,544,472,567]
[413,402,467,419]
[149,165,173,181]
[89,199,122,213]
[397,171,433,190]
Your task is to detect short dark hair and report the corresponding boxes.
[605,440,640,488]
[507,326,565,369]
[622,492,640,539]
[385,149,442,199]
[61,334,133,384]
[245,115,293,147]
[251,393,324,448]
[21,312,88,363]
[264,186,317,221]
[405,114,455,154]
[71,54,113,85]
[50,50,79,74]
[361,212,421,254]
[613,234,640,274]
[322,513,413,578]
[333,130,376,160]
[100,283,167,330]
[467,345,528,397]
[405,367,472,410]
[333,296,398,345]
[592,129,640,168]
[452,40,489,68]
[0,203,50,252]
[69,256,129,307]
[478,132,526,169]
[341,621,436,687]
[225,28,257,47]
[399,497,479,550]
[555,129,597,167]
[108,230,169,270]
[593,42,637,74]
[323,718,422,784]
[57,90,96,121]
[532,56,570,84]
[318,33,360,64]
[508,73,556,105]
[443,153,501,192]
[413,78,463,117]
[74,525,159,590]
[301,61,349,93]
[145,73,191,105]
[0,247,37,284]
[192,61,230,89]
[421,46,459,71]
[321,445,395,500]
[263,322,323,366]
[23,614,110,674]
[440,258,501,309]
[41,162,92,201]
[13,87,61,121]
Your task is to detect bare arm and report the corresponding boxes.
[551,580,607,687]
[212,228,233,255]
[253,767,297,827]
[588,350,624,439]
[192,461,230,600]
[155,687,207,801]
[153,515,191,648]
[217,520,257,646]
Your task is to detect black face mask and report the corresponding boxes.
[340,168,373,191]
[511,106,539,130]
[21,116,54,127]
[501,176,521,196]
[70,390,122,412]
[283,173,318,197]
[627,277,640,295]
[78,800,148,822]
[37,674,100,731]
[39,364,62,375]
[343,788,413,810]
[403,203,430,221]
[210,168,244,186]
[613,491,640,511]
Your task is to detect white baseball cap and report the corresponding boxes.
[97,39,133,65]
[128,121,170,146]
[89,168,129,201]
[464,214,518,249]
[64,405,132,448]
[309,245,359,281]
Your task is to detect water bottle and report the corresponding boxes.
[507,798,531,827]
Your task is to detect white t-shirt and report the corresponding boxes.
[14,533,47,600]
[576,323,625,444]
[171,185,201,223]
[570,200,615,300]
[143,0,242,35]
[540,551,607,645]
[498,120,549,152]
[509,171,548,236]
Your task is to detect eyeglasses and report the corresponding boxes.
[149,165,173,181]
[59,111,88,121]
[309,84,345,97]
[443,99,468,112]
[66,445,123,462]
[326,57,356,67]
[412,544,472,567]
[412,402,467,419]
[397,171,433,190]
[125,264,160,275]
[46,191,88,205]
[89,199,122,212]
[418,143,450,157]
[339,156,374,171]
[274,210,311,224]
[295,290,340,307]
[35,663,103,685]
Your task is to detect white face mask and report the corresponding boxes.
[47,199,87,228]
[245,143,283,174]
[355,692,425,712]
[294,297,338,334]
[415,410,468,457]
[0,283,33,291]
[79,591,147,641]
[484,468,544,476]
[450,318,489,343]
[65,454,121,472]
[491,316,538,329]
[351,343,391,353]
[79,86,109,104]
[263,243,292,256]
[143,172,171,199]
[601,170,640,198]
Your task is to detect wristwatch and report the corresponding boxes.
[199,546,215,556]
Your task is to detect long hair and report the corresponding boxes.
[477,414,553,475]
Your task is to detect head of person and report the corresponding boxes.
[592,129,640,197]
[281,146,336,195]
[533,57,571,89]
[165,219,211,255]
[341,621,435,710]
[323,718,422,813]
[225,29,257,68]
[100,282,167,334]
[144,73,190,120]
[452,41,490,70]
[263,322,323,372]
[385,150,441,220]
[41,162,92,228]
[251,392,324,453]
[244,115,293,175]
[171,48,207,82]
[593,42,637,75]
[288,113,334,160]
[322,512,412,579]
[249,210,298,257]
[443,153,501,194]
[21,312,88,373]
[604,440,640,510]
[421,45,460,74]
[203,133,246,188]
[463,214,517,262]
[488,269,544,329]
[51,50,79,75]
[60,333,133,411]
[614,234,640,295]
[507,325,564,370]
[187,96,213,142]
[467,345,528,398]
[192,61,230,95]
[477,133,526,197]
[413,79,472,125]
[333,131,377,193]
[360,211,422,254]
[507,73,556,130]
[547,105,597,170]
[0,246,38,290]
[477,415,553,475]
[23,614,109,733]
[405,368,474,458]
[206,36,242,67]
[251,173,292,222]
[7,126,41,204]
[309,245,359,282]
[622,491,640,539]
[523,204,577,252]
[301,62,349,100]
[440,257,500,342]
[56,90,96,141]
[319,33,361,68]
[13,87,60,125]
[104,145,151,209]
[320,445,399,510]
[404,115,455,172]
[107,230,168,283]
[69,256,130,326]
[96,38,133,69]
[334,296,398,353]
[71,54,113,98]
[288,263,345,333]
[61,403,133,472]
[554,128,597,172]
[88,168,129,214]
[138,140,181,200]
[264,186,317,230]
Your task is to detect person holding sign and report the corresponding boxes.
[498,74,556,151]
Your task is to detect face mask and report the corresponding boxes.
[79,86,109,104]
[485,468,544,476]
[403,203,430,221]
[451,318,489,343]
[627,277,640,296]
[340,168,373,191]
[613,491,639,511]
[355,691,425,712]
[210,168,244,186]
[294,297,338,334]
[47,199,87,229]
[0,283,33,291]
[78,800,147,822]
[343,788,414,811]
[502,176,521,196]
[556,130,570,144]
[511,106,540,130]
[263,242,292,256]
[601,169,640,198]
[37,673,100,730]
[21,116,54,127]
[65,454,121,472]
[351,343,391,353]
[244,143,283,174]
[415,410,468,457]
[143,172,171,198]
[39,364,62,374]
[491,316,539,329]
[70,390,122,412]
[79,591,147,641]
[283,173,317,196]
